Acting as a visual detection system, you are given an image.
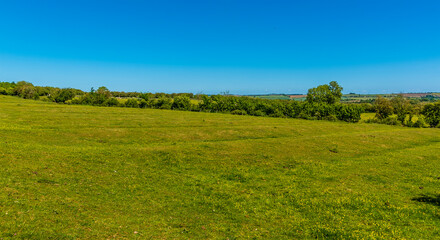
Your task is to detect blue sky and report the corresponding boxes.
[0,0,439,94]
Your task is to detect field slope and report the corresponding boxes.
[1,95,440,239]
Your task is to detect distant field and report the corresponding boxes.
[1,95,439,239]
[250,93,440,102]
[249,94,292,100]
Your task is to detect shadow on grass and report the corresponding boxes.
[412,194,440,207]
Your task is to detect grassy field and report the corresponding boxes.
[1,95,440,239]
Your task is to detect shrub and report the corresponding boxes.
[412,118,427,128]
[0,87,7,95]
[139,99,149,108]
[252,110,265,117]
[421,101,440,127]
[269,109,285,118]
[324,114,338,121]
[231,109,247,115]
[172,96,191,110]
[404,119,414,127]
[382,116,399,125]
[155,97,172,109]
[124,98,139,108]
[374,96,393,119]
[52,88,76,103]
[359,103,375,113]
[391,95,411,123]
[336,104,362,122]
[104,98,120,107]
[13,81,39,99]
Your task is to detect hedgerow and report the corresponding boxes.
[2,80,438,126]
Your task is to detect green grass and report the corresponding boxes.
[1,95,440,239]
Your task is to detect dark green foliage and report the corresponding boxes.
[252,110,265,116]
[359,103,375,113]
[382,116,399,125]
[51,88,77,103]
[96,86,112,98]
[374,96,394,119]
[231,109,247,115]
[336,104,363,122]
[111,91,141,98]
[139,99,149,108]
[35,86,53,97]
[124,98,139,108]
[172,96,191,110]
[13,81,39,99]
[391,94,411,123]
[324,114,338,121]
[73,87,112,106]
[155,97,172,109]
[104,97,120,107]
[139,92,153,101]
[421,101,440,127]
[412,118,428,128]
[307,81,343,104]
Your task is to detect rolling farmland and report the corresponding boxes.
[1,95,439,239]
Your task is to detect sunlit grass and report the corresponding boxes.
[1,95,439,239]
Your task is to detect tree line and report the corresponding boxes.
[1,81,439,127]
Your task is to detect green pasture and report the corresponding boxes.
[0,95,439,239]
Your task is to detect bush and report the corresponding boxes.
[403,119,414,127]
[52,88,76,103]
[104,98,120,107]
[231,109,247,115]
[359,103,375,113]
[324,114,338,121]
[155,98,172,109]
[139,99,148,108]
[382,116,399,125]
[412,118,428,128]
[421,101,440,127]
[374,96,393,119]
[336,104,362,122]
[124,99,139,108]
[252,110,265,117]
[172,96,191,110]
[14,81,39,99]
[0,87,7,95]
[269,109,285,118]
[392,95,411,123]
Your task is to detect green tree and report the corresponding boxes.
[421,101,440,127]
[391,94,411,123]
[306,81,343,104]
[374,96,394,120]
[14,81,39,99]
[97,86,112,98]
[53,88,77,103]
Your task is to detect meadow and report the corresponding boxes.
[1,95,439,239]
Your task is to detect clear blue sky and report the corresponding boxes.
[0,0,439,94]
